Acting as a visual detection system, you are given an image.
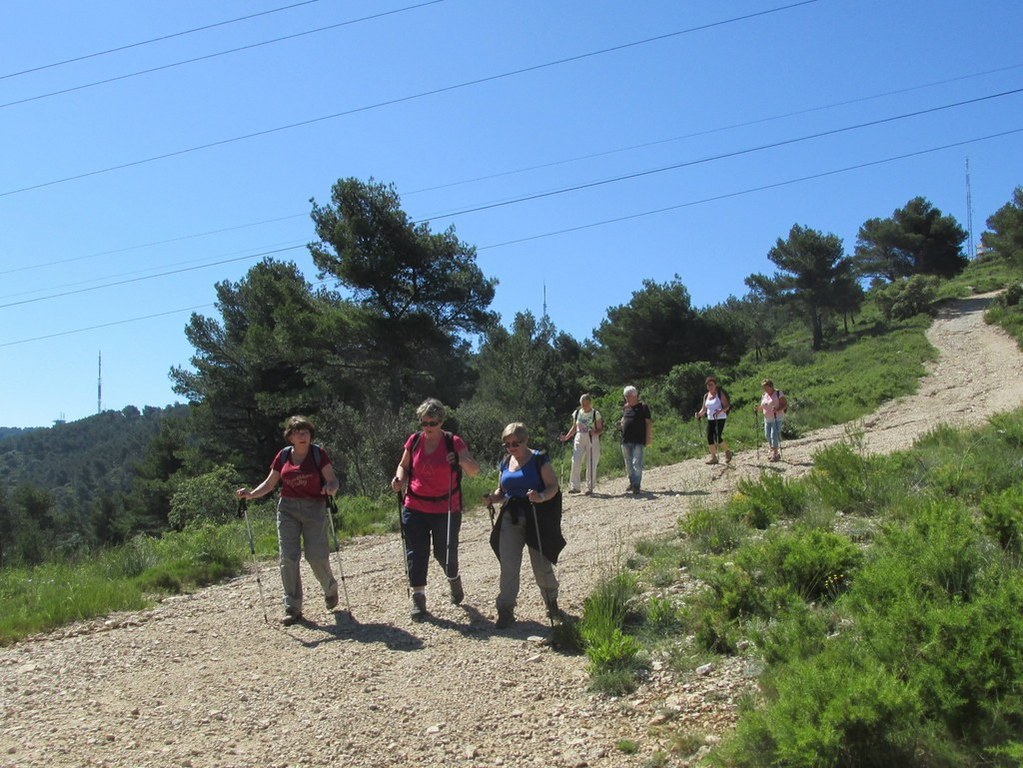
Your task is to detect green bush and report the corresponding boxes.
[680,506,749,554]
[741,527,861,603]
[981,483,1023,553]
[875,275,941,321]
[167,464,241,530]
[732,474,807,529]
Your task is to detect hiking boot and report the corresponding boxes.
[281,610,303,627]
[410,592,427,621]
[626,484,635,494]
[568,488,580,494]
[725,450,733,463]
[632,485,641,494]
[706,456,719,465]
[584,489,593,496]
[448,576,464,605]
[494,608,515,629]
[325,592,339,610]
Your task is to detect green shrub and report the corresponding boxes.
[875,275,940,321]
[732,474,807,528]
[167,464,241,530]
[742,528,861,603]
[981,483,1023,553]
[680,506,749,554]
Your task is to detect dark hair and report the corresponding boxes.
[283,415,316,441]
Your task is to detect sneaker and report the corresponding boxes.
[725,450,733,463]
[325,592,339,610]
[568,488,580,494]
[706,456,719,465]
[281,610,303,627]
[584,489,593,496]
[410,592,427,621]
[494,608,515,629]
[448,576,464,605]
[626,484,635,494]
[631,485,641,494]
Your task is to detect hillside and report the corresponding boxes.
[1,293,1022,768]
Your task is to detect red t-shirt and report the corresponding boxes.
[272,446,332,499]
[403,432,466,514]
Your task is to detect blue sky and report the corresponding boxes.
[2,0,1021,428]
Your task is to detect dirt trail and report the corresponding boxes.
[3,294,1023,768]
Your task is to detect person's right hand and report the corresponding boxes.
[235,488,249,500]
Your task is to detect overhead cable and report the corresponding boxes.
[0,0,447,109]
[0,0,818,198]
[1,0,321,80]
[5,126,1019,348]
[419,87,1023,223]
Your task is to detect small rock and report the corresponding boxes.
[696,662,715,676]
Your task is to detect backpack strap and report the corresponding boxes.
[406,430,461,497]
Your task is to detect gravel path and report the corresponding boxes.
[3,294,1023,768]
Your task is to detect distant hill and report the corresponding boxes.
[0,405,187,496]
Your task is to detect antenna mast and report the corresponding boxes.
[97,351,102,413]
[965,157,976,260]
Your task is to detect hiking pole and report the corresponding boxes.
[445,458,453,580]
[325,496,353,616]
[775,415,782,461]
[588,432,595,494]
[397,492,411,598]
[237,498,269,626]
[754,406,761,464]
[529,501,558,627]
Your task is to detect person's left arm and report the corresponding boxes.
[526,460,560,504]
[592,411,604,437]
[454,444,480,477]
[320,463,340,496]
[777,392,788,413]
[644,406,653,446]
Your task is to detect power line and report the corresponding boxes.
[12,61,1020,278]
[406,62,1023,197]
[0,0,321,80]
[0,1,447,110]
[6,127,1020,349]
[0,245,305,310]
[476,127,1023,251]
[0,214,307,277]
[0,0,819,198]
[418,87,1023,222]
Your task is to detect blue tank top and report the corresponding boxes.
[500,450,548,498]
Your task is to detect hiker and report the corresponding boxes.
[484,422,565,629]
[391,398,480,620]
[620,385,652,494]
[755,378,788,461]
[558,393,603,495]
[695,375,732,464]
[235,415,340,626]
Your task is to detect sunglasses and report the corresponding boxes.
[421,420,440,427]
[503,441,520,450]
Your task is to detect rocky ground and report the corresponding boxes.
[3,293,1023,768]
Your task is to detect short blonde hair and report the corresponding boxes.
[579,394,592,406]
[415,398,446,423]
[501,422,529,443]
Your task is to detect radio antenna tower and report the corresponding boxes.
[97,351,102,413]
[965,157,976,260]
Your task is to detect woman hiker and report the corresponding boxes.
[695,375,732,465]
[755,378,788,461]
[391,398,480,620]
[558,393,603,495]
[235,415,340,626]
[484,422,565,629]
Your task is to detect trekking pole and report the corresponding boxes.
[397,492,411,598]
[487,502,496,530]
[588,432,595,493]
[529,501,558,627]
[775,415,782,461]
[445,459,453,580]
[325,496,353,616]
[754,406,761,464]
[237,498,269,626]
